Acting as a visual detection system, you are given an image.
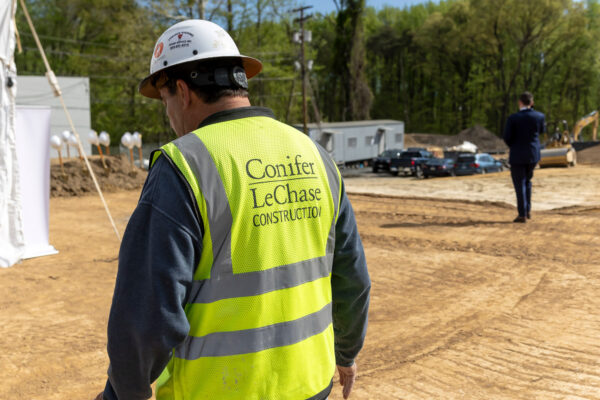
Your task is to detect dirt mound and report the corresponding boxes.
[406,125,507,152]
[405,133,456,148]
[456,125,507,152]
[402,134,425,148]
[51,155,147,197]
[574,142,600,164]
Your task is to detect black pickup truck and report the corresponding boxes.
[389,148,433,177]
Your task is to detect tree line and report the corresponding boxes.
[14,0,600,144]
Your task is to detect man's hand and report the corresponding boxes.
[93,392,103,400]
[337,362,357,399]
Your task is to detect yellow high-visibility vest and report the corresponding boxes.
[151,109,342,400]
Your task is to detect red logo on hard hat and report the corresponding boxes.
[178,33,183,39]
[154,42,164,58]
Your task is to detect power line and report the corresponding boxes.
[22,46,139,62]
[19,70,297,82]
[19,31,121,49]
[22,46,296,67]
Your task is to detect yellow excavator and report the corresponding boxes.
[539,110,598,167]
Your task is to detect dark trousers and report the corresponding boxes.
[510,163,536,217]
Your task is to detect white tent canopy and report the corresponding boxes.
[0,0,25,267]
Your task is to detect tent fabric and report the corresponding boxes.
[15,105,58,260]
[0,0,25,267]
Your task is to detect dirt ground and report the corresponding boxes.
[51,155,147,197]
[1,166,600,399]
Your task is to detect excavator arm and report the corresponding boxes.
[572,111,598,141]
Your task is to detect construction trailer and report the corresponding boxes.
[298,120,405,166]
[16,76,91,159]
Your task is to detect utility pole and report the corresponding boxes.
[198,0,205,19]
[293,6,312,135]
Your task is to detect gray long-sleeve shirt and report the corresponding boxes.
[103,111,370,400]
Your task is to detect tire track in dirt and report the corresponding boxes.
[338,190,600,400]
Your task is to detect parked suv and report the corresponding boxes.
[372,149,403,173]
[454,153,503,175]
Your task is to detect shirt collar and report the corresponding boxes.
[197,106,276,129]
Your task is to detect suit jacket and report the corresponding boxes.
[503,108,544,165]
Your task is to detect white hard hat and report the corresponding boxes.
[139,19,262,99]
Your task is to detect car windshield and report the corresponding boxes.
[401,151,421,158]
[457,155,475,163]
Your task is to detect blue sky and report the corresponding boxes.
[301,0,435,14]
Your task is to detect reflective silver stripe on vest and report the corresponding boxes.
[175,302,332,359]
[172,133,234,277]
[188,254,333,304]
[315,144,340,254]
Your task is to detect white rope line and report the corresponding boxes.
[19,0,121,241]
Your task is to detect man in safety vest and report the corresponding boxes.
[96,19,370,400]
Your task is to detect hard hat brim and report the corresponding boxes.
[139,55,263,99]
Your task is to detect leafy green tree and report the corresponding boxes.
[325,0,372,121]
[16,0,169,144]
[16,0,600,142]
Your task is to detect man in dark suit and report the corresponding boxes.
[503,91,544,223]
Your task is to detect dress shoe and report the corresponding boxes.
[526,212,531,219]
[513,216,526,223]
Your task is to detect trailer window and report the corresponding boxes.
[365,136,373,146]
[395,134,403,143]
[348,137,357,148]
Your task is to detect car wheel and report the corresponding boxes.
[372,166,379,173]
[391,171,399,176]
[415,166,424,179]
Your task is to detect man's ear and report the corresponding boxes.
[176,79,191,108]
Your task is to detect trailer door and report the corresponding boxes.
[374,127,388,155]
